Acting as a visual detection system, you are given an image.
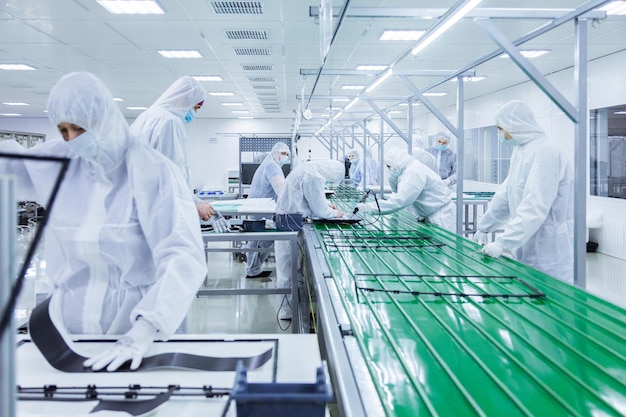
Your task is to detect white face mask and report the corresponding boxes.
[498,131,512,146]
[278,155,290,166]
[67,131,99,160]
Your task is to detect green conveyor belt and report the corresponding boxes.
[315,187,626,416]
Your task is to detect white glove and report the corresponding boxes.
[443,178,451,186]
[473,230,489,245]
[210,212,230,233]
[83,319,156,372]
[355,203,371,214]
[481,242,503,258]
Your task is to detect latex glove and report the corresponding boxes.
[210,211,230,233]
[443,178,451,186]
[355,203,371,214]
[473,230,489,245]
[481,242,503,258]
[83,319,157,372]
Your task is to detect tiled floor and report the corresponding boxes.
[183,249,626,334]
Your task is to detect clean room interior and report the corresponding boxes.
[2,1,626,416]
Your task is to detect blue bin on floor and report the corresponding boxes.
[231,361,332,417]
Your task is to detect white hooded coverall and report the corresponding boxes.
[0,72,207,337]
[478,100,574,283]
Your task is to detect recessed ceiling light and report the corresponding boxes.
[500,50,550,59]
[341,85,365,90]
[157,50,202,58]
[614,111,626,115]
[387,110,403,114]
[221,102,243,106]
[126,106,148,110]
[193,76,223,82]
[0,64,36,71]
[238,116,254,119]
[356,65,388,71]
[113,97,124,102]
[231,110,249,114]
[379,30,425,41]
[2,102,29,106]
[423,92,447,97]
[400,102,421,106]
[0,113,22,116]
[332,98,350,102]
[97,0,165,14]
[209,92,235,96]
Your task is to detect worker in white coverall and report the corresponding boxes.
[0,72,207,371]
[347,148,379,189]
[357,147,456,232]
[474,100,574,283]
[130,76,229,232]
[274,160,345,320]
[245,142,290,278]
[426,131,457,187]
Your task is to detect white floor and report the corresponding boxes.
[182,249,626,334]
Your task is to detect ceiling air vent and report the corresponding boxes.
[255,92,278,96]
[210,1,263,15]
[264,109,281,113]
[234,47,270,56]
[242,64,273,71]
[248,76,275,82]
[252,85,277,90]
[225,30,268,40]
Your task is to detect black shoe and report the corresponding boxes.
[246,270,272,278]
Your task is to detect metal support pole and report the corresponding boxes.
[408,98,414,154]
[455,76,465,235]
[362,129,367,192]
[574,17,588,288]
[1,176,16,417]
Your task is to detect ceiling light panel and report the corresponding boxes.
[193,76,224,82]
[600,1,626,15]
[356,65,388,71]
[210,1,263,14]
[158,50,202,58]
[379,30,425,41]
[0,64,36,70]
[225,30,269,40]
[97,1,165,14]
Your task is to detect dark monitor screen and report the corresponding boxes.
[240,163,291,185]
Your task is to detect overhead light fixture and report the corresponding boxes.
[332,110,343,120]
[400,102,421,106]
[387,110,403,114]
[319,113,330,117]
[614,111,626,115]
[0,113,22,116]
[600,1,626,15]
[126,106,148,110]
[238,116,254,119]
[158,50,202,58]
[356,65,388,71]
[2,102,29,106]
[97,0,165,14]
[412,0,483,56]
[209,92,235,96]
[0,64,36,70]
[366,68,393,93]
[423,92,447,97]
[221,102,243,106]
[341,85,365,90]
[231,110,249,114]
[193,75,223,82]
[450,76,486,82]
[500,50,550,59]
[345,97,360,111]
[380,30,425,41]
[113,97,125,102]
[332,98,350,102]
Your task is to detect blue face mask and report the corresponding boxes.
[436,143,447,151]
[278,155,291,167]
[184,109,195,124]
[67,131,98,160]
[498,132,512,145]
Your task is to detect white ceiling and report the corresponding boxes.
[0,0,624,136]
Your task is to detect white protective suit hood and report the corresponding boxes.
[151,76,207,119]
[385,147,414,172]
[47,72,130,177]
[310,159,345,184]
[495,100,545,146]
[270,141,290,161]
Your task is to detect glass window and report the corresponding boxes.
[590,104,626,199]
[463,125,513,184]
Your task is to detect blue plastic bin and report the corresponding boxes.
[231,361,332,417]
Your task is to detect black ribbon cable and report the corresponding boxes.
[29,297,273,373]
[90,386,176,416]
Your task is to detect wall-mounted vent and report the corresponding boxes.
[234,48,271,56]
[264,109,281,113]
[248,76,275,82]
[225,30,268,40]
[252,85,277,90]
[242,64,273,71]
[211,1,263,15]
